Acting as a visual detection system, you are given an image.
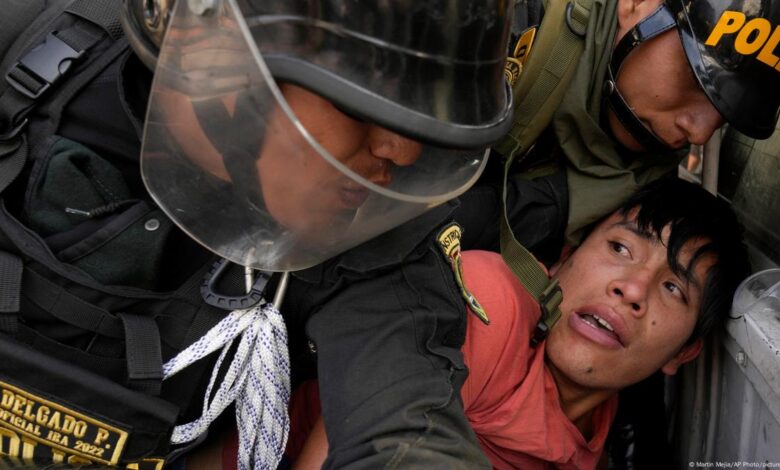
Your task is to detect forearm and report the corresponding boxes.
[306,248,490,469]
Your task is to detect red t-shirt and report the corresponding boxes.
[223,250,617,470]
[460,250,617,470]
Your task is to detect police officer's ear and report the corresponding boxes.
[660,338,703,375]
[616,0,664,42]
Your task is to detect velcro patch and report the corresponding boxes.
[437,223,490,325]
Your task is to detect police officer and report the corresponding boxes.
[455,0,780,468]
[0,0,513,467]
[458,0,780,265]
[120,0,514,468]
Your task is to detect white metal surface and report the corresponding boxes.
[673,281,780,463]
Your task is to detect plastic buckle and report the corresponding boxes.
[530,321,549,347]
[5,33,83,100]
[530,280,563,347]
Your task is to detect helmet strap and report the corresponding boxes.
[603,4,676,152]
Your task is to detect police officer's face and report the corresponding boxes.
[156,81,422,246]
[608,0,725,151]
[257,83,423,238]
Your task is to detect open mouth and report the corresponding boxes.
[570,311,625,349]
[582,313,617,335]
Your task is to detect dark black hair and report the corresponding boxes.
[615,177,750,344]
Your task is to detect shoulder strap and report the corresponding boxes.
[0,0,124,194]
[498,0,593,346]
[497,0,592,158]
[0,1,47,69]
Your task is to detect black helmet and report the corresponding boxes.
[120,0,514,148]
[604,0,780,149]
[669,0,780,140]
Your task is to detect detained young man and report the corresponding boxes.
[283,177,749,469]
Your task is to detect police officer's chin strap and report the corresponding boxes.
[603,3,676,153]
[161,97,291,470]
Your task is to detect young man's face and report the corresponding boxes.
[608,0,725,151]
[545,209,709,393]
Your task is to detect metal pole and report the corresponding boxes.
[701,128,723,195]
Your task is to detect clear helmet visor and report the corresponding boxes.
[141,0,488,271]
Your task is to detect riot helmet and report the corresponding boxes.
[604,0,780,150]
[120,0,514,271]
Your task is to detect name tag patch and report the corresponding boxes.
[0,380,129,466]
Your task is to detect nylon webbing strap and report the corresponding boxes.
[497,0,593,346]
[23,266,198,349]
[500,185,563,347]
[496,0,593,159]
[0,251,22,334]
[0,135,26,195]
[119,312,163,396]
[24,267,124,337]
[23,267,195,348]
[0,251,22,312]
[0,0,122,194]
[66,0,124,41]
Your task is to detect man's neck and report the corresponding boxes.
[545,359,616,439]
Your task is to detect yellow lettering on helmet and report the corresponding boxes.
[758,27,780,67]
[705,10,780,73]
[705,11,746,46]
[735,18,772,55]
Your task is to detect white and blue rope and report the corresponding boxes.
[162,302,290,470]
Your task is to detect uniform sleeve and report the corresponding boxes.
[304,237,491,469]
[455,170,568,267]
[459,251,542,420]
